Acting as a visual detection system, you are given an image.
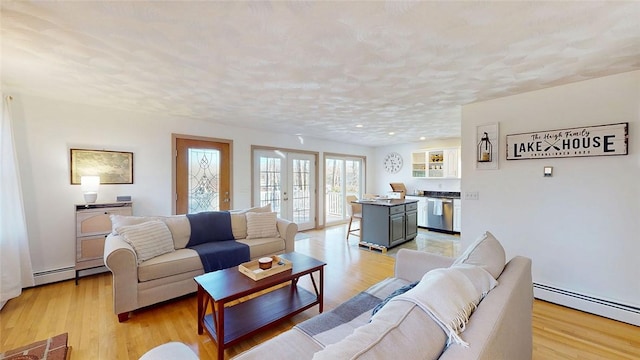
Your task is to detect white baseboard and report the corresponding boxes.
[33,266,75,285]
[534,283,640,326]
[33,266,110,285]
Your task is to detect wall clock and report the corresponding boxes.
[383,152,403,173]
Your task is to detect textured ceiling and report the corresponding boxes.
[2,1,639,147]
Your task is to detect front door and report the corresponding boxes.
[175,137,231,214]
[253,149,316,231]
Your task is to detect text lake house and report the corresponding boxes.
[506,123,628,160]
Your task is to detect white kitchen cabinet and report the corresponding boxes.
[413,148,460,179]
[411,151,427,178]
[406,196,428,227]
[453,199,461,233]
[427,148,460,179]
[443,148,460,179]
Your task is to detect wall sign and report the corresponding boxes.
[506,123,628,160]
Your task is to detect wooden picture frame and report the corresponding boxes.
[70,149,133,184]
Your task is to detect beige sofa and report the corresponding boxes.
[233,232,533,360]
[103,209,298,322]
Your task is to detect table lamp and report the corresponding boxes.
[81,175,100,203]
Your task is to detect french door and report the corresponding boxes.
[253,149,316,231]
[175,137,231,214]
[325,155,365,225]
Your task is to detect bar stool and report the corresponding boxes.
[346,195,362,240]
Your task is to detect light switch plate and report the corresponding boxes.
[464,191,479,200]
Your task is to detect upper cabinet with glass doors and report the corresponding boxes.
[411,148,460,179]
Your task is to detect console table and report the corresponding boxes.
[75,202,132,284]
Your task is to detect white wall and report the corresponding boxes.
[461,71,640,324]
[11,94,374,276]
[374,139,462,196]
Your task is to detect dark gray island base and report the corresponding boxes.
[354,198,418,251]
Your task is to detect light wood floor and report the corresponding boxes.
[1,225,639,359]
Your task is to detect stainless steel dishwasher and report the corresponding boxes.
[427,197,454,232]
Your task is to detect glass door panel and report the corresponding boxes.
[188,148,220,213]
[291,156,313,227]
[175,137,231,214]
[325,158,345,223]
[257,155,282,214]
[325,156,364,225]
[254,150,316,231]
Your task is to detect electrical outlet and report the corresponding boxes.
[464,191,479,200]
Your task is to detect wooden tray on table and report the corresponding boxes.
[238,255,292,281]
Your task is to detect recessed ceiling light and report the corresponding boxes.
[356,124,363,128]
[389,132,395,135]
[420,136,426,140]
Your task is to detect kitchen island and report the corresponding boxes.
[354,198,418,251]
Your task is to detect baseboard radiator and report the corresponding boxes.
[534,283,640,327]
[33,266,75,286]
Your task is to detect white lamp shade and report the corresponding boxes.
[81,176,100,192]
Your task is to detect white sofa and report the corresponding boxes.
[103,207,298,322]
[233,232,533,360]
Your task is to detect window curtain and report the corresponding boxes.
[1,94,34,309]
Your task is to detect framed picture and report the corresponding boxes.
[70,149,133,184]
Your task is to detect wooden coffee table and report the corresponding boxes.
[194,252,326,360]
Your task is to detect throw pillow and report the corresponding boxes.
[452,230,506,279]
[389,264,498,347]
[230,212,248,239]
[371,281,419,316]
[116,220,175,264]
[228,204,272,239]
[449,263,499,300]
[157,215,191,249]
[245,212,279,239]
[110,214,157,235]
[248,203,272,213]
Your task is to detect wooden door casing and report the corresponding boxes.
[175,137,231,214]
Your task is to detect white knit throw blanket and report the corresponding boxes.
[391,265,497,347]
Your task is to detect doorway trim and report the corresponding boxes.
[172,134,234,215]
